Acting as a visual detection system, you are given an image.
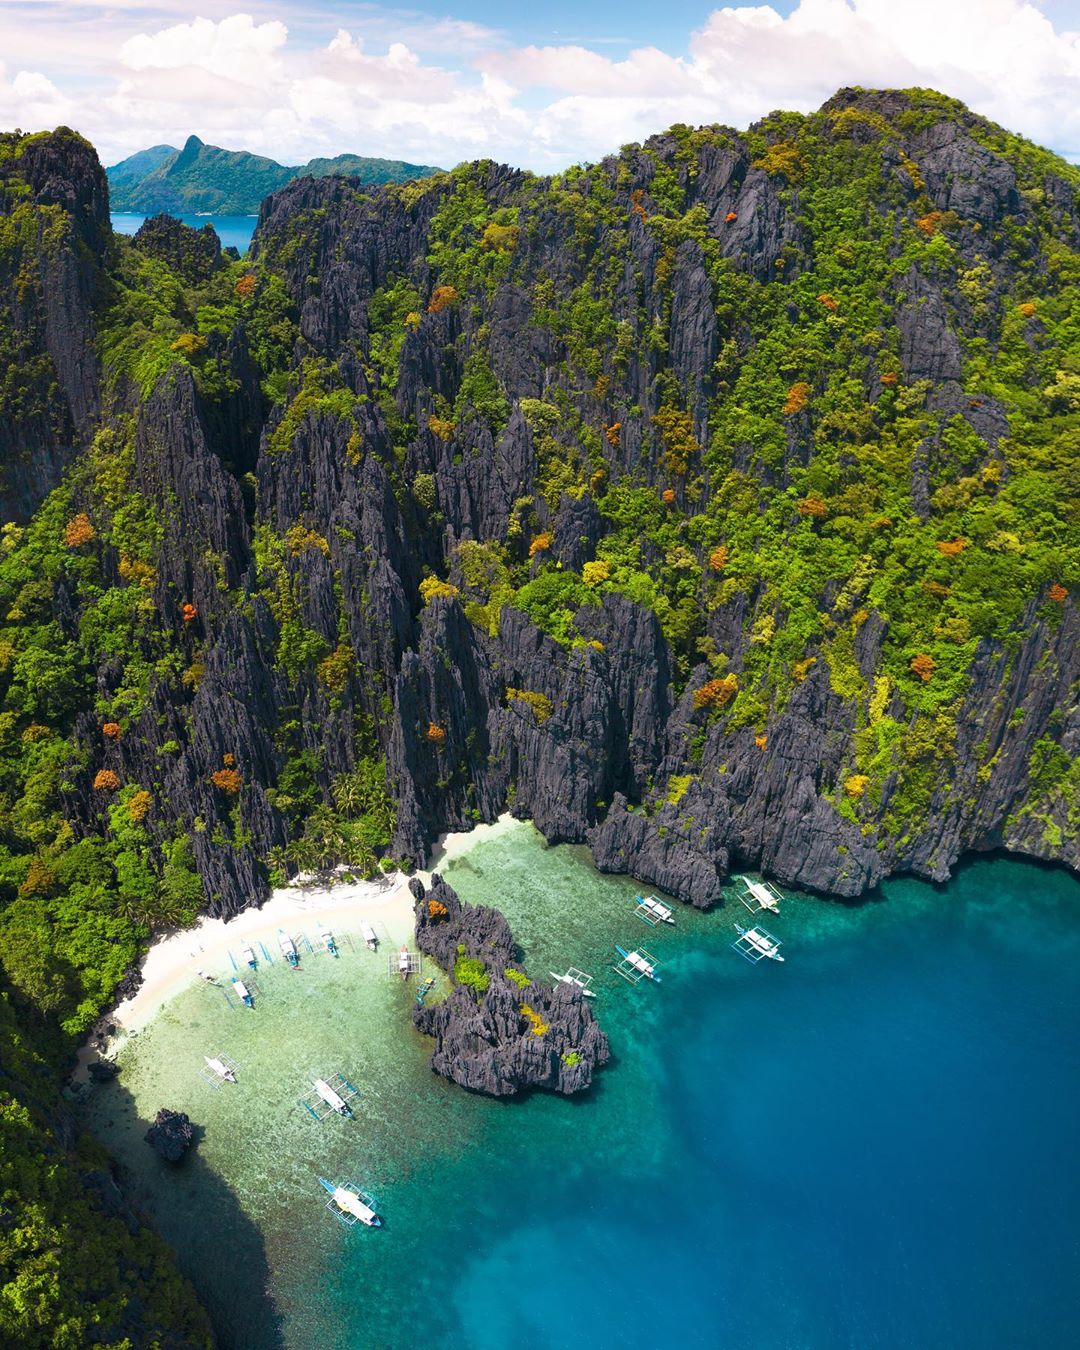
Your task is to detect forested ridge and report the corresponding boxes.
[0,86,1078,1340]
[107,133,441,216]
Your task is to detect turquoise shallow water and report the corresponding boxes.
[111,212,257,253]
[80,824,1080,1349]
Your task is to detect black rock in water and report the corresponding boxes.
[410,876,609,1096]
[144,1109,195,1162]
[87,1060,120,1084]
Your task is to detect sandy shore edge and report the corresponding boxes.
[74,813,519,1077]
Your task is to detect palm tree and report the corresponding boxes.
[286,837,318,878]
[332,771,363,818]
[267,843,291,880]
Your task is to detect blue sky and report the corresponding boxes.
[1,1,1078,169]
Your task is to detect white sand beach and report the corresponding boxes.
[90,871,412,1047]
[75,813,521,1076]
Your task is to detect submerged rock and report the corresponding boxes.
[144,1109,195,1162]
[410,876,610,1096]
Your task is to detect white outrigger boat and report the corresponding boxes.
[550,966,596,998]
[239,942,257,969]
[317,922,338,957]
[300,1072,360,1121]
[362,923,378,951]
[319,1177,381,1228]
[232,978,254,1008]
[732,924,785,963]
[278,929,299,968]
[200,1054,239,1087]
[732,875,783,915]
[635,894,675,925]
[613,946,662,984]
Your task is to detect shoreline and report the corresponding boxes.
[74,813,519,1079]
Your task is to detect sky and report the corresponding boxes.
[1,1,1079,172]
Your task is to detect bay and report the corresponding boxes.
[110,212,257,254]
[80,822,1080,1348]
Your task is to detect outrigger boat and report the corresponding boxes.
[300,1072,360,1121]
[635,894,675,926]
[398,945,411,980]
[239,942,257,969]
[732,875,783,915]
[415,977,436,1005]
[362,923,378,952]
[732,923,785,963]
[278,929,299,968]
[613,946,662,984]
[202,1054,238,1085]
[549,966,596,998]
[232,978,254,1008]
[317,922,338,957]
[319,1177,381,1229]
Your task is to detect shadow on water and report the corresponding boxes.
[77,1074,285,1350]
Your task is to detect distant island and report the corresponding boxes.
[107,133,441,215]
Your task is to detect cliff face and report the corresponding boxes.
[0,91,1077,953]
[0,128,108,521]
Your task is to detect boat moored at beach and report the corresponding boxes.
[279,929,299,967]
[362,923,378,951]
[239,942,257,969]
[232,978,254,1008]
[319,1177,381,1228]
[317,922,338,956]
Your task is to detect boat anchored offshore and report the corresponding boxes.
[200,1053,239,1087]
[550,966,597,997]
[279,929,299,968]
[732,924,785,963]
[613,946,662,984]
[635,894,675,926]
[232,978,254,1008]
[319,1177,381,1228]
[300,1072,360,1121]
[362,923,378,951]
[317,922,338,957]
[732,875,783,915]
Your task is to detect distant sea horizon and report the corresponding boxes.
[111,211,257,254]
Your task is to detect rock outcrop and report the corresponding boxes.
[144,1108,195,1162]
[410,876,610,1096]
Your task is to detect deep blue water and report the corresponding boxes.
[110,212,257,253]
[83,830,1080,1348]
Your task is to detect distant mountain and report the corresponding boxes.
[107,134,441,214]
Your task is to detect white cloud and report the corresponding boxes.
[1,2,1078,171]
[119,13,288,84]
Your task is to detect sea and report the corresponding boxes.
[78,821,1080,1350]
[111,212,257,254]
